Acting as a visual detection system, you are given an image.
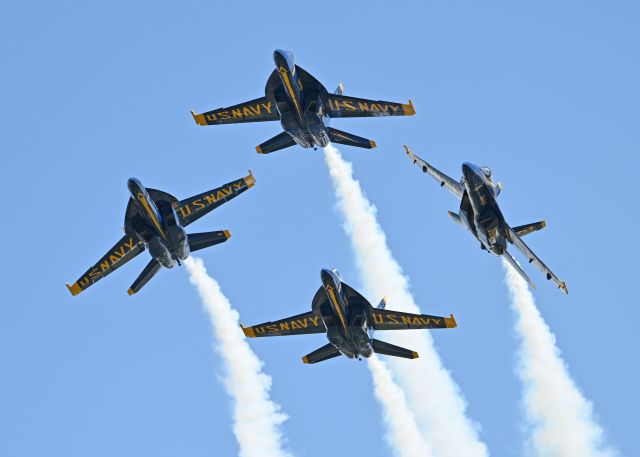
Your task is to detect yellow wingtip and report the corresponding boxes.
[255,145,263,154]
[127,288,135,296]
[244,170,256,188]
[411,351,420,359]
[241,325,256,338]
[402,99,416,115]
[223,230,231,239]
[302,356,310,364]
[191,110,206,126]
[66,282,82,296]
[369,140,377,148]
[541,220,547,228]
[445,313,457,328]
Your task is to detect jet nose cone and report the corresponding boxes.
[127,177,144,196]
[273,49,294,70]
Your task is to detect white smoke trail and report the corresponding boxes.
[184,257,291,457]
[368,355,435,457]
[324,145,488,457]
[503,260,616,457]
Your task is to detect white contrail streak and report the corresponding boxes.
[503,260,616,457]
[368,355,435,457]
[185,257,291,457]
[324,145,488,457]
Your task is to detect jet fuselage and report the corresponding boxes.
[269,49,331,149]
[314,269,373,360]
[126,178,189,268]
[458,163,508,256]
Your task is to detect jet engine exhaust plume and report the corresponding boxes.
[185,257,291,457]
[503,260,616,457]
[368,355,435,457]
[323,145,488,457]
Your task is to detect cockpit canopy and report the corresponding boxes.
[331,269,342,280]
[480,166,492,181]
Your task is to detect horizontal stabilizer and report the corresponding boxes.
[377,296,387,310]
[448,211,463,226]
[327,127,376,149]
[128,259,161,295]
[512,221,546,237]
[503,250,536,290]
[302,343,341,364]
[256,131,296,154]
[334,83,344,95]
[188,230,231,252]
[371,339,419,359]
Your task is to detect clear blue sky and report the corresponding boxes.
[1,1,638,456]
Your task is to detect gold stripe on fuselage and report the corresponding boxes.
[326,285,348,333]
[137,193,167,239]
[278,66,302,118]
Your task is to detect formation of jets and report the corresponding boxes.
[67,49,567,364]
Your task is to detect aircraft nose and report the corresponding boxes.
[127,177,144,197]
[273,49,294,70]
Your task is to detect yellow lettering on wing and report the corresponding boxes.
[178,205,191,219]
[390,105,400,113]
[267,324,278,333]
[386,314,399,324]
[249,105,261,116]
[401,315,413,325]
[290,320,301,329]
[279,322,290,331]
[193,199,205,209]
[341,100,356,111]
[79,277,91,287]
[261,102,272,113]
[357,102,370,111]
[206,113,217,122]
[373,313,384,325]
[308,316,320,326]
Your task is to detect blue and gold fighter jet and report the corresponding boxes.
[404,145,567,294]
[241,269,456,364]
[191,50,416,154]
[66,172,255,296]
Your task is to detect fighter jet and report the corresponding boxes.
[190,50,416,154]
[66,172,255,296]
[241,269,456,364]
[404,145,568,294]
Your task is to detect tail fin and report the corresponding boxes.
[512,221,546,237]
[188,230,231,252]
[447,210,464,226]
[256,131,296,154]
[371,339,419,360]
[327,127,377,149]
[334,83,344,95]
[302,343,341,364]
[128,259,161,295]
[377,296,387,310]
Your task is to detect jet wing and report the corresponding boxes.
[370,309,457,330]
[241,311,326,338]
[325,94,415,118]
[507,226,568,294]
[191,97,279,126]
[404,145,464,199]
[66,232,144,296]
[176,172,255,227]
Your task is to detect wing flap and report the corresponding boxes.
[191,97,279,126]
[241,311,326,338]
[177,172,255,227]
[66,232,144,296]
[507,226,568,293]
[325,95,415,118]
[404,145,464,198]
